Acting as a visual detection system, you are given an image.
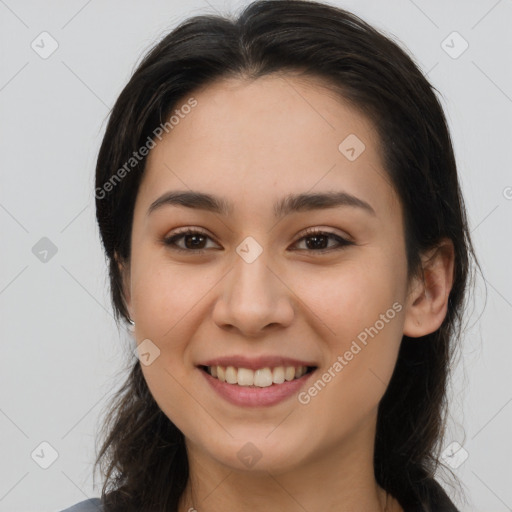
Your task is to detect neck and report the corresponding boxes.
[178,414,399,512]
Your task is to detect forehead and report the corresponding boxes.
[138,73,400,222]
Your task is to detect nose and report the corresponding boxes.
[211,247,294,337]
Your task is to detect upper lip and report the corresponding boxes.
[198,355,318,370]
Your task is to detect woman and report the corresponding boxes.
[61,0,478,510]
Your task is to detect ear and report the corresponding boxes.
[403,238,455,338]
[114,251,133,319]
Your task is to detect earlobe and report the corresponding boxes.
[403,238,455,338]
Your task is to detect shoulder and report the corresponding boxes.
[58,498,103,512]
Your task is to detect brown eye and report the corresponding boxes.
[292,229,354,253]
[163,229,219,253]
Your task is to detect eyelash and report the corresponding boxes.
[162,227,354,255]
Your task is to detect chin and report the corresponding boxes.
[194,434,308,474]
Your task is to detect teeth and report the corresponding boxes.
[206,365,310,387]
[237,367,254,386]
[254,368,273,387]
[285,366,296,381]
[225,366,237,384]
[272,366,285,384]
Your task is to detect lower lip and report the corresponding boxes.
[199,368,316,407]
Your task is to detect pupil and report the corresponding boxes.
[306,235,327,250]
[185,234,205,249]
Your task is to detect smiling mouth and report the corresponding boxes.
[199,365,317,387]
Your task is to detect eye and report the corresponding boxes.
[163,227,354,254]
[163,228,219,254]
[292,227,354,253]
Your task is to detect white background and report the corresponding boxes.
[1,0,511,510]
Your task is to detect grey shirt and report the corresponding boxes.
[58,498,103,512]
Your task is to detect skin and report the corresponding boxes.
[118,72,455,512]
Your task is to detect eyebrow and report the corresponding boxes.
[147,190,376,218]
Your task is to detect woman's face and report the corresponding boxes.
[123,73,413,474]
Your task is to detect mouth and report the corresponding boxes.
[199,364,317,387]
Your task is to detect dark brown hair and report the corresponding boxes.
[93,1,479,510]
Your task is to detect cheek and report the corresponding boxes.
[131,258,210,432]
[292,257,404,339]
[300,299,404,442]
[294,259,405,406]
[131,249,215,334]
